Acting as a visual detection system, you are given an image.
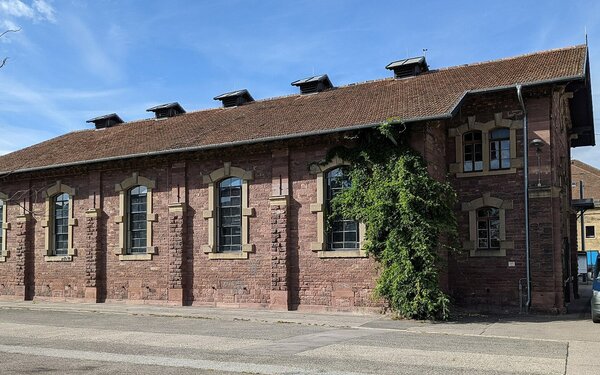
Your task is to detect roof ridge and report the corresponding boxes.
[106,45,587,127]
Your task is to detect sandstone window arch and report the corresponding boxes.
[41,181,77,261]
[0,192,9,262]
[461,193,514,257]
[309,156,366,258]
[202,162,255,260]
[114,173,157,261]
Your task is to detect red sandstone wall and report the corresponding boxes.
[0,135,384,310]
[447,90,573,312]
[186,155,272,308]
[289,144,380,312]
[0,88,574,313]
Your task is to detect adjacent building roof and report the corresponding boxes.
[0,45,592,175]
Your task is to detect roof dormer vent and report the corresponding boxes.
[86,113,124,129]
[291,74,333,94]
[214,89,254,108]
[146,102,186,119]
[385,56,428,78]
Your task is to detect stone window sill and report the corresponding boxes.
[456,168,517,178]
[44,255,73,262]
[208,251,250,260]
[465,240,512,257]
[119,254,153,261]
[317,249,368,258]
[469,249,507,257]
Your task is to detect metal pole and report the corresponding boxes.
[536,151,542,187]
[517,85,532,312]
[580,181,585,252]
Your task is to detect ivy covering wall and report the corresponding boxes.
[322,122,458,320]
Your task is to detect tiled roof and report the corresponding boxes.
[0,45,588,174]
[572,160,600,177]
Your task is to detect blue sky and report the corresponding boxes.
[0,0,599,166]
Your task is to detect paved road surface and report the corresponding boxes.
[0,287,597,374]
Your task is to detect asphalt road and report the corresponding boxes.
[0,301,597,375]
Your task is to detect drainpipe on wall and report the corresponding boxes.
[517,85,532,312]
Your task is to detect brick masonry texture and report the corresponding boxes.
[571,160,600,254]
[0,87,585,313]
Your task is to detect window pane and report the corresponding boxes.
[53,194,69,255]
[586,226,595,238]
[476,207,500,250]
[490,128,510,139]
[218,177,243,252]
[128,186,148,254]
[326,168,359,251]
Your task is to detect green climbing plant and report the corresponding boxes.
[321,121,458,320]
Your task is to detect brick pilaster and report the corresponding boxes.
[14,214,31,300]
[84,208,101,302]
[269,148,290,310]
[168,203,185,304]
[168,162,186,305]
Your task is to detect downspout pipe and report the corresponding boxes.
[516,84,532,311]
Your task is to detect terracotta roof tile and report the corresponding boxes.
[0,45,588,174]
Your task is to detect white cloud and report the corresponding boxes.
[0,0,34,19]
[0,0,55,23]
[32,0,54,22]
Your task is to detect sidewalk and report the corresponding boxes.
[0,300,381,328]
[0,284,594,341]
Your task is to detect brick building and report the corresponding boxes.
[0,45,595,313]
[571,160,600,267]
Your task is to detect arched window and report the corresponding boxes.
[53,193,69,256]
[489,128,510,170]
[128,186,148,254]
[326,167,359,250]
[217,177,242,252]
[114,174,156,260]
[42,182,77,260]
[477,207,500,249]
[463,131,483,172]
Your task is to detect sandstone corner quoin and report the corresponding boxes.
[0,45,594,313]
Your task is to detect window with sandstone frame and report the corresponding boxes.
[462,193,513,257]
[202,162,255,260]
[41,181,77,261]
[114,173,157,261]
[448,113,523,178]
[0,192,9,262]
[309,156,366,258]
